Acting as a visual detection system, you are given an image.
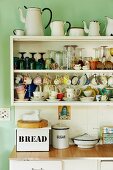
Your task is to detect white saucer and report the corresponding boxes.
[109,98,113,101]
[46,99,60,102]
[15,98,29,102]
[31,97,45,101]
[63,97,75,101]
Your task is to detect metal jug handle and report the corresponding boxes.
[13,29,16,35]
[42,8,52,29]
[64,21,71,35]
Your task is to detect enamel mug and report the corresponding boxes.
[13,29,25,36]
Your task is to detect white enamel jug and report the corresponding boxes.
[105,16,113,36]
[19,6,52,36]
[83,20,100,36]
[50,21,71,36]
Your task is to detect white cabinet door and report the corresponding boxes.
[101,161,113,170]
[10,160,62,170]
[63,160,97,170]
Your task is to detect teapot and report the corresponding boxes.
[105,16,113,36]
[83,20,100,36]
[50,21,71,36]
[18,6,52,36]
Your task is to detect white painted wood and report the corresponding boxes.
[101,161,113,170]
[11,36,113,42]
[63,160,98,170]
[14,70,113,74]
[13,101,113,106]
[10,160,62,170]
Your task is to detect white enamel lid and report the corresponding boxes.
[74,133,99,141]
[52,123,69,130]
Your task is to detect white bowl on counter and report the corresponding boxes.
[73,133,99,148]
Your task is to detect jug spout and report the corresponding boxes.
[18,7,26,23]
[83,21,89,34]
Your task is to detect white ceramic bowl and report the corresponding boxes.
[73,133,99,148]
[80,96,94,102]
[83,90,92,97]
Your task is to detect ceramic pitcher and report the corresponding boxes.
[50,21,71,36]
[19,6,52,36]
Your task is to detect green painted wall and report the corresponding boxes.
[1,0,113,169]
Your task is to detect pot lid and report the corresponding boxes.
[73,133,99,141]
[52,123,69,130]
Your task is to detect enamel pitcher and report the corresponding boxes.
[18,6,52,36]
[105,16,113,36]
[83,20,100,36]
[50,21,71,36]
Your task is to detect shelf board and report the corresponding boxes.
[14,70,113,74]
[11,36,113,42]
[13,101,113,106]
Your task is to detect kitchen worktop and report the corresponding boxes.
[9,145,113,160]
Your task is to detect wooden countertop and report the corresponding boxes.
[9,145,113,160]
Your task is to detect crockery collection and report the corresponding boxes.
[14,73,113,102]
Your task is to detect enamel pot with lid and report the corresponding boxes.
[69,27,84,36]
[52,123,69,149]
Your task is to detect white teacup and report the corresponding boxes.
[96,95,101,102]
[66,88,74,99]
[17,92,25,100]
[49,91,57,98]
[49,96,56,100]
[73,64,81,70]
[13,29,25,36]
[84,90,92,97]
[33,91,43,99]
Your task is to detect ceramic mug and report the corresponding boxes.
[57,93,64,101]
[17,91,25,100]
[49,91,57,99]
[13,29,25,36]
[33,76,42,85]
[66,88,74,99]
[23,75,32,85]
[16,85,25,93]
[33,91,43,99]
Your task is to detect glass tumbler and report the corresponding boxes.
[55,51,63,69]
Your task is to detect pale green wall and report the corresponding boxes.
[1,0,113,169]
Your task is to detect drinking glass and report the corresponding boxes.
[77,48,84,67]
[64,45,73,70]
[55,51,63,69]
[71,45,78,69]
[99,46,108,63]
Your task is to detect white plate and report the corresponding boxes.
[63,97,75,101]
[15,98,29,102]
[46,99,60,102]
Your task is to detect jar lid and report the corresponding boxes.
[74,133,99,141]
[52,123,69,130]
